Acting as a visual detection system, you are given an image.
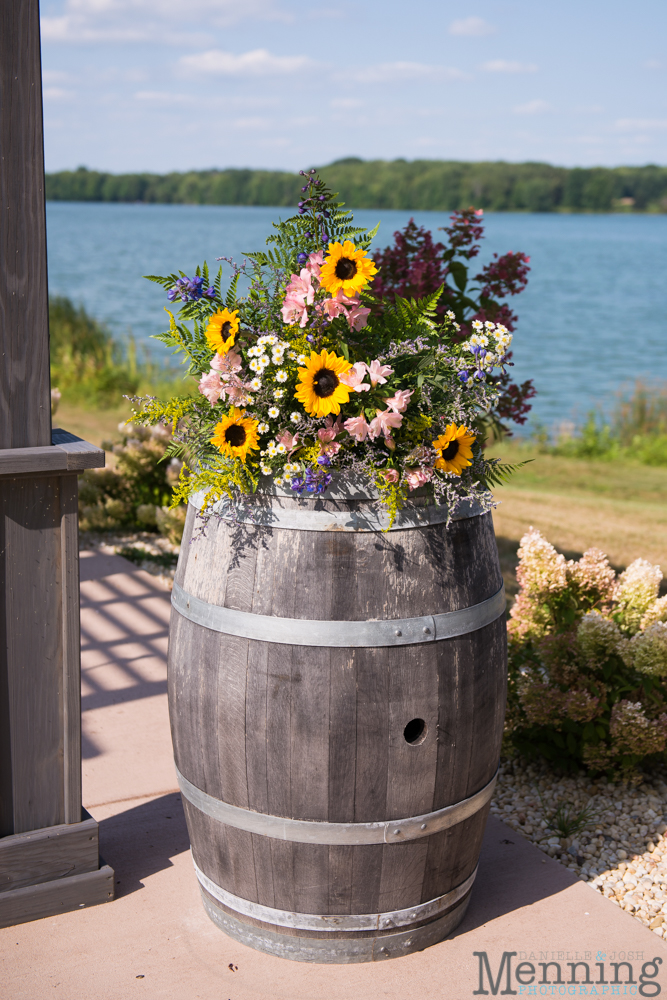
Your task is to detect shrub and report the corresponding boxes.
[506,528,667,781]
[372,212,535,440]
[79,422,185,540]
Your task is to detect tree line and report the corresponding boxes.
[45,159,667,213]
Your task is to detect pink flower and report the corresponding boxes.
[383,388,413,413]
[281,293,309,328]
[367,360,393,386]
[210,348,243,374]
[198,370,223,404]
[405,467,433,491]
[381,469,399,484]
[339,362,370,393]
[220,375,252,406]
[306,251,324,279]
[346,302,371,331]
[277,429,299,453]
[368,409,403,440]
[320,292,349,321]
[281,269,315,327]
[317,415,342,442]
[343,414,370,442]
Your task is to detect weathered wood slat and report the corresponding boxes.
[168,496,507,961]
[0,432,104,478]
[0,0,50,449]
[0,864,114,928]
[0,813,98,893]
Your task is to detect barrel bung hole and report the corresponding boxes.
[404,718,427,745]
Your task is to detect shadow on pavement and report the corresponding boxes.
[452,815,578,936]
[98,792,189,898]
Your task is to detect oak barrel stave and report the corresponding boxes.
[168,494,506,960]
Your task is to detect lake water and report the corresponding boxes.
[45,202,667,429]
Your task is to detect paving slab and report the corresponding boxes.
[2,549,666,998]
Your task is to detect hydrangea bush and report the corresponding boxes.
[134,170,522,524]
[507,528,667,781]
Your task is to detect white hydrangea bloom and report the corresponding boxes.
[515,527,568,596]
[577,611,626,664]
[628,622,667,677]
[615,558,663,632]
[641,595,667,629]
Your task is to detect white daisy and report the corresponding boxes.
[275,443,286,455]
[273,388,285,400]
[258,355,270,369]
[275,369,288,383]
[290,412,301,424]
[484,320,495,331]
[260,464,272,476]
[248,345,262,358]
[446,310,455,320]
[471,320,484,332]
[268,406,280,419]
[288,351,298,361]
[249,377,262,391]
[297,355,306,365]
[258,422,269,434]
[249,358,262,373]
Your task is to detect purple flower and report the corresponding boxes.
[291,476,306,494]
[166,275,209,303]
[306,334,314,342]
[316,454,331,466]
[458,370,469,383]
[296,252,308,265]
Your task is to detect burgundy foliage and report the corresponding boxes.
[372,209,536,431]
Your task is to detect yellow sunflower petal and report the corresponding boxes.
[432,424,476,476]
[205,309,239,355]
[211,406,260,463]
[294,349,352,418]
[319,241,378,298]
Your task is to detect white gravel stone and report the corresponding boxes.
[491,759,667,932]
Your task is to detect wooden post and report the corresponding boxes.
[0,0,114,926]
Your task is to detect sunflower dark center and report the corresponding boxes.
[220,321,232,338]
[225,424,246,447]
[441,440,460,460]
[313,368,339,398]
[335,256,357,280]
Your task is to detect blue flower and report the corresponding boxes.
[458,370,469,383]
[316,454,331,466]
[296,252,308,266]
[166,275,211,303]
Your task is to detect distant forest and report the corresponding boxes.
[45,159,667,213]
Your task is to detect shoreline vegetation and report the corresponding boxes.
[45,158,667,214]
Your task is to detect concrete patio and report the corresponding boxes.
[2,549,665,998]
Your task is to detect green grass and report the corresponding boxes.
[50,295,188,409]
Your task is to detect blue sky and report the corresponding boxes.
[40,0,667,173]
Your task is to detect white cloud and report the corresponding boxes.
[482,60,537,73]
[43,87,76,101]
[514,99,550,115]
[179,49,315,76]
[42,69,74,84]
[349,62,467,83]
[449,16,496,37]
[134,91,192,104]
[41,0,289,44]
[330,98,363,109]
[615,118,667,131]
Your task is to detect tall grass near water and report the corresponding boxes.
[49,295,186,408]
[536,383,667,466]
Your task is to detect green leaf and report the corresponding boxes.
[448,260,468,292]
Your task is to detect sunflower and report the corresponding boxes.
[294,349,352,418]
[432,424,476,476]
[205,309,239,355]
[211,407,260,463]
[319,241,378,297]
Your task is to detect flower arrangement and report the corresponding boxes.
[506,527,667,781]
[135,170,520,524]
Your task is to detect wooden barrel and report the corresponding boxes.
[168,483,507,963]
